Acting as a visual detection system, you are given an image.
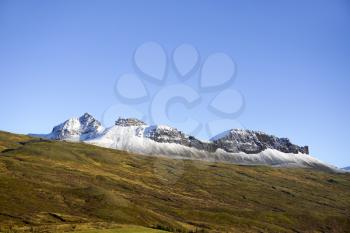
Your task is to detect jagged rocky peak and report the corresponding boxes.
[115,117,146,127]
[80,112,95,121]
[211,129,309,155]
[50,113,103,140]
[79,113,103,132]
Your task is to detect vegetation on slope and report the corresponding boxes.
[0,131,350,233]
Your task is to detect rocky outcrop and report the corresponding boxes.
[115,118,146,127]
[211,129,309,154]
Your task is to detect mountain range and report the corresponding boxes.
[30,113,337,171]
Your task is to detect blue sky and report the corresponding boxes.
[0,0,349,167]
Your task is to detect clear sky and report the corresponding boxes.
[0,0,349,167]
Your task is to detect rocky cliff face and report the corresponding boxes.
[211,129,309,155]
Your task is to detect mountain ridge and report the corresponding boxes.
[30,113,336,171]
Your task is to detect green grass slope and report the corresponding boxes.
[0,131,350,233]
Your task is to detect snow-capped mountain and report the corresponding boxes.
[32,113,337,171]
[30,113,104,141]
[343,166,350,171]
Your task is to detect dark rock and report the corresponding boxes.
[115,118,146,127]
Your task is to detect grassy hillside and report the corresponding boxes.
[0,131,350,233]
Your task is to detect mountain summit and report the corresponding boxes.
[31,113,104,141]
[32,113,335,171]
